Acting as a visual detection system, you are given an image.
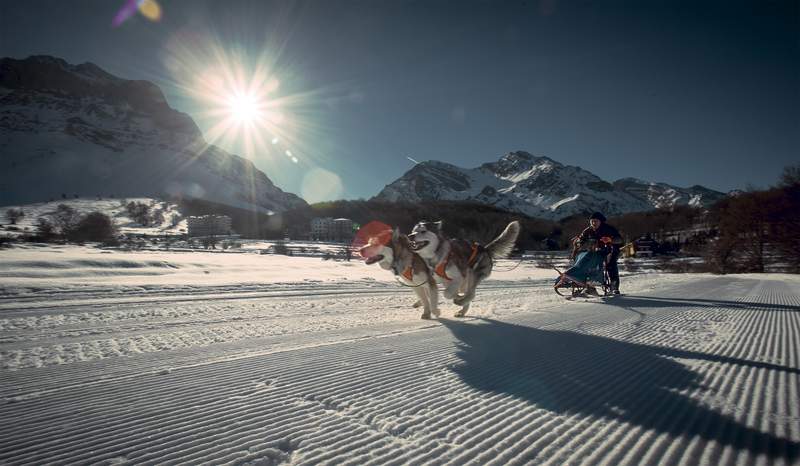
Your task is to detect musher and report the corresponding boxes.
[571,212,623,295]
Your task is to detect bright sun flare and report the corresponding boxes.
[169,39,320,168]
[227,93,261,123]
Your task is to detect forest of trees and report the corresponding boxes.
[604,165,800,273]
[701,168,799,273]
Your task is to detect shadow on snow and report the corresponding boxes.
[608,295,800,313]
[440,317,799,462]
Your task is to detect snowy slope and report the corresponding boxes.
[612,177,725,209]
[0,246,799,465]
[374,151,726,219]
[0,197,186,237]
[0,56,306,213]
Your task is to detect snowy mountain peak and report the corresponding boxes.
[482,151,559,178]
[0,55,306,212]
[374,152,726,220]
[615,176,654,186]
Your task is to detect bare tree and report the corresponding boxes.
[705,235,738,274]
[52,204,81,238]
[779,163,800,188]
[68,212,119,243]
[768,184,800,272]
[36,217,55,241]
[5,208,24,225]
[125,201,151,226]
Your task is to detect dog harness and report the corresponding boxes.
[467,243,481,267]
[387,240,416,281]
[435,242,484,281]
[435,255,452,281]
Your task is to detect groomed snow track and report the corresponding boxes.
[1,276,799,465]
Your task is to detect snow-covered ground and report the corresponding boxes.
[1,245,799,465]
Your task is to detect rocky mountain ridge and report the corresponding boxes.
[374,151,726,220]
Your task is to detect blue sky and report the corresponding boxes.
[2,0,798,202]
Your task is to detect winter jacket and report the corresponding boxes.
[577,223,622,250]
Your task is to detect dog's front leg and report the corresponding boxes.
[453,272,476,317]
[443,279,460,300]
[454,301,471,317]
[427,279,440,317]
[413,287,432,319]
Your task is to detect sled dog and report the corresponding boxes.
[408,220,520,317]
[358,228,440,319]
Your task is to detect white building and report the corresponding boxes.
[187,215,233,237]
[311,217,354,242]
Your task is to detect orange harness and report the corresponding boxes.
[467,243,481,266]
[435,255,452,281]
[434,243,482,281]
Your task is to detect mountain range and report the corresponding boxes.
[373,151,726,220]
[1,55,727,221]
[0,55,306,213]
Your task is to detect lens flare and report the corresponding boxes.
[112,0,161,27]
[301,168,343,203]
[138,0,161,21]
[352,221,393,250]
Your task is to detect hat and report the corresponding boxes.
[589,212,606,222]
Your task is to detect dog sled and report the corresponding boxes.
[553,250,613,298]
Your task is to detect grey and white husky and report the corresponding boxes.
[358,228,440,319]
[408,220,520,317]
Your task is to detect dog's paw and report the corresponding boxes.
[412,300,423,308]
[420,313,432,320]
[453,311,466,318]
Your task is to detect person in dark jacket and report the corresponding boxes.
[572,212,623,294]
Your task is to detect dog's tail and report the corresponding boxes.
[486,221,521,259]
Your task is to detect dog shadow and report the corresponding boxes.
[606,295,800,313]
[439,317,799,462]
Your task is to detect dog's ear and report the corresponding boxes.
[392,227,400,241]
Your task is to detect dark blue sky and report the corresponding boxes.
[2,0,798,201]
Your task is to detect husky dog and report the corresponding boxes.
[409,220,520,317]
[358,228,440,319]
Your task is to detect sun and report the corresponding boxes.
[227,93,261,123]
[165,37,327,170]
[176,46,295,161]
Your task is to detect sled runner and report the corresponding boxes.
[553,250,613,298]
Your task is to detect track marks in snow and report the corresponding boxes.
[0,284,550,370]
[0,276,798,465]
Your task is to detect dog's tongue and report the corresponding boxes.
[365,255,384,265]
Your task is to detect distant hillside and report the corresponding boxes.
[0,196,304,240]
[0,55,307,212]
[0,197,185,237]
